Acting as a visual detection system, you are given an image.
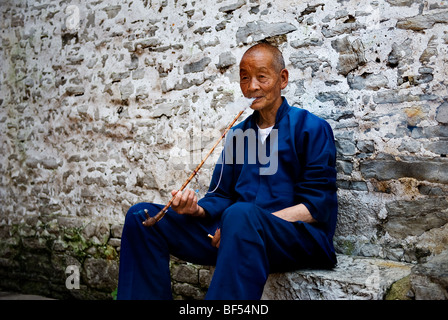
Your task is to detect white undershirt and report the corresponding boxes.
[257,124,274,143]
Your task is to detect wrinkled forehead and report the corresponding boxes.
[239,49,276,72]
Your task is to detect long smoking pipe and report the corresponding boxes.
[142,98,254,227]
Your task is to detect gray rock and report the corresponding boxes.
[289,51,329,74]
[335,139,357,156]
[135,171,158,189]
[297,3,325,22]
[397,11,448,31]
[236,20,297,45]
[419,35,438,65]
[410,250,448,300]
[321,22,365,38]
[262,255,412,300]
[331,37,366,76]
[219,0,246,13]
[83,258,118,291]
[360,158,448,184]
[66,86,85,96]
[120,82,134,100]
[103,5,121,19]
[171,264,199,285]
[436,100,448,124]
[150,102,176,118]
[385,198,448,238]
[337,160,353,175]
[216,51,236,70]
[316,91,347,106]
[386,0,421,6]
[173,283,205,300]
[425,140,448,155]
[183,57,211,74]
[111,71,130,82]
[347,73,388,91]
[337,180,368,191]
[373,90,437,104]
[290,37,323,48]
[136,38,161,50]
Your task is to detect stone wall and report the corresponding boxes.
[1,0,447,299]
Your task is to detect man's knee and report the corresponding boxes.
[222,202,255,220]
[124,202,158,227]
[221,202,261,233]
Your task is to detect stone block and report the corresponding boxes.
[289,51,329,74]
[65,86,85,96]
[321,22,365,38]
[219,0,246,13]
[216,52,236,70]
[385,198,448,238]
[396,11,448,31]
[236,20,297,45]
[347,73,388,91]
[171,264,199,285]
[331,37,366,76]
[360,158,448,184]
[410,250,448,300]
[183,57,211,74]
[82,258,118,291]
[262,255,412,300]
[436,101,448,124]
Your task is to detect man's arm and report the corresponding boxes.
[271,203,317,223]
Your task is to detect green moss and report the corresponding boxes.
[385,275,412,300]
[61,227,89,261]
[99,244,118,261]
[339,239,356,256]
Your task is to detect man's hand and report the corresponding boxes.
[271,203,317,223]
[171,189,206,217]
[210,228,221,248]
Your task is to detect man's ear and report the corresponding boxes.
[280,68,289,90]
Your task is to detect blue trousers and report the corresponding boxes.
[117,202,334,300]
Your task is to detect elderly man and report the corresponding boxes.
[117,42,338,300]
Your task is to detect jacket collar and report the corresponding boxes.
[251,97,290,129]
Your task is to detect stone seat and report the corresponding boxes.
[261,254,412,300]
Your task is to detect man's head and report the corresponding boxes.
[239,43,288,112]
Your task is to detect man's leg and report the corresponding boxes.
[117,202,219,300]
[205,202,333,300]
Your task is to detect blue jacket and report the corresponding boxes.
[198,97,338,257]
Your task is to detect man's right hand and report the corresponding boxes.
[171,189,206,217]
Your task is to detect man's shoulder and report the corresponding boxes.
[287,106,331,131]
[233,112,254,130]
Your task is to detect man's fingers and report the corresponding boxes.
[191,195,198,211]
[171,190,181,207]
[171,189,199,215]
[181,189,190,204]
[211,228,221,248]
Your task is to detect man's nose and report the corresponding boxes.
[247,78,261,91]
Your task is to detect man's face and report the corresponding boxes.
[239,49,288,112]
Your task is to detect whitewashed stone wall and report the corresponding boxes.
[1,0,447,299]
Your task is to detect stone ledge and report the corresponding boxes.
[262,255,412,300]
